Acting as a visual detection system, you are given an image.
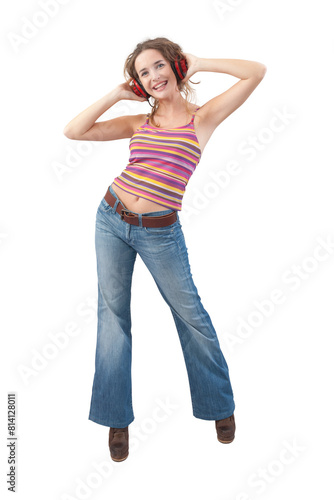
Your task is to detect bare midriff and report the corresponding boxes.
[111,181,171,214]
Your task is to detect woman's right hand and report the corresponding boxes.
[116,82,148,102]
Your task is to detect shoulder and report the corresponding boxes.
[189,104,201,114]
[131,113,149,132]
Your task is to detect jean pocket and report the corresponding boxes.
[98,197,113,212]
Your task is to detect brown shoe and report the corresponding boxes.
[108,426,129,462]
[215,414,235,444]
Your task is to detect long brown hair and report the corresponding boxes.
[123,37,197,126]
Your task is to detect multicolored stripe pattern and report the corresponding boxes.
[113,108,202,211]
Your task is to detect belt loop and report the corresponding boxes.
[138,213,143,227]
[112,199,119,214]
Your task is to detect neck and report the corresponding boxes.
[155,93,188,118]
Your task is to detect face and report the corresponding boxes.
[134,49,177,98]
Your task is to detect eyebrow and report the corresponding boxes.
[138,60,164,75]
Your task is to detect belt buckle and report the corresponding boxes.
[120,209,130,221]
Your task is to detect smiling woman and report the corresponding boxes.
[123,37,197,126]
[63,35,266,463]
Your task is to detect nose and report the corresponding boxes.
[152,68,162,81]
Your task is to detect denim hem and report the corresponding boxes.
[192,405,235,421]
[88,413,135,428]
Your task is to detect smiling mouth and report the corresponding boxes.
[152,81,168,91]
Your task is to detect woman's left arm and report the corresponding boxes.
[183,53,267,131]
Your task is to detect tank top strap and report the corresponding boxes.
[144,113,150,125]
[190,107,200,124]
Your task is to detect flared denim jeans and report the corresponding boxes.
[88,185,235,428]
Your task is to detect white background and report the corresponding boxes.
[1,0,333,499]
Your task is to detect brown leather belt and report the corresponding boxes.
[104,188,178,228]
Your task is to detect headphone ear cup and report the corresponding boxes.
[178,58,188,78]
[131,78,150,99]
[171,57,188,81]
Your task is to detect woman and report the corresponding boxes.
[63,37,266,462]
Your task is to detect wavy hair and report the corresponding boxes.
[123,37,198,126]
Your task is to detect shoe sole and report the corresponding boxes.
[110,453,129,462]
[217,437,235,444]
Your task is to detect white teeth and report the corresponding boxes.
[153,81,167,90]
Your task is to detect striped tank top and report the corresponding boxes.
[112,107,201,211]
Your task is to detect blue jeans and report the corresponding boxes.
[88,185,235,428]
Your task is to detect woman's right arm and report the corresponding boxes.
[63,84,147,141]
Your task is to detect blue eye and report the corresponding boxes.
[141,63,164,77]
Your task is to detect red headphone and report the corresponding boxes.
[130,57,188,99]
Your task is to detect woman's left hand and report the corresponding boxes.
[182,53,200,82]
